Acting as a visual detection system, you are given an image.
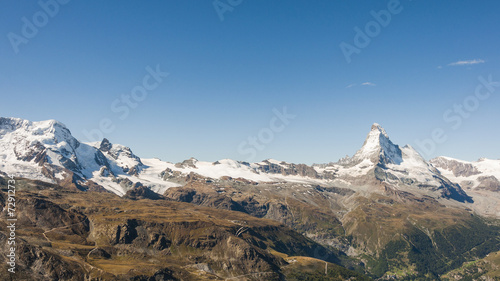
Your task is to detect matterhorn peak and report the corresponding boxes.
[370,123,389,139]
[360,123,393,154]
[348,123,402,165]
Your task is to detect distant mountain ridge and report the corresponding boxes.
[1,116,498,207]
[430,156,500,191]
[0,117,149,194]
[2,117,500,279]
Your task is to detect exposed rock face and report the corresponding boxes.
[0,118,80,163]
[125,186,165,200]
[164,185,271,217]
[16,197,89,235]
[132,268,177,281]
[346,123,403,167]
[477,176,500,191]
[114,219,140,244]
[430,157,500,195]
[97,138,143,176]
[14,140,47,164]
[163,186,245,212]
[0,232,86,281]
[258,161,320,178]
[430,157,481,177]
[99,138,112,152]
[87,247,111,259]
[1,177,361,280]
[0,183,91,280]
[98,219,286,275]
[114,177,144,190]
[163,180,347,254]
[175,157,198,168]
[433,176,474,203]
[373,163,473,203]
[159,168,190,187]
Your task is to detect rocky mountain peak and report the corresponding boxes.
[99,138,112,152]
[364,123,393,150]
[0,117,80,158]
[0,117,27,131]
[371,123,389,138]
[348,123,402,166]
[1,117,72,140]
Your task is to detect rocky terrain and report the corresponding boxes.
[0,177,369,280]
[1,117,500,280]
[431,156,500,217]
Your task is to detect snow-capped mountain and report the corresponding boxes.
[430,156,500,217]
[3,117,500,280]
[430,156,500,191]
[0,117,331,195]
[0,117,175,195]
[350,123,403,166]
[0,117,477,203]
[313,123,472,202]
[0,117,93,183]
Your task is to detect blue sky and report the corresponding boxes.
[1,0,499,164]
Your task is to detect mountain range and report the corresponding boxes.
[1,117,500,280]
[1,117,498,213]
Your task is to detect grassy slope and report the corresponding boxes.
[164,176,500,279]
[342,193,500,279]
[0,177,368,280]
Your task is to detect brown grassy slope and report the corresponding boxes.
[0,177,368,281]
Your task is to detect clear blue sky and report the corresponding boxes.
[1,0,499,164]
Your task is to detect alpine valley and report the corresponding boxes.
[1,117,499,280]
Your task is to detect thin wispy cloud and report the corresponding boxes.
[448,59,485,66]
[346,82,376,88]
